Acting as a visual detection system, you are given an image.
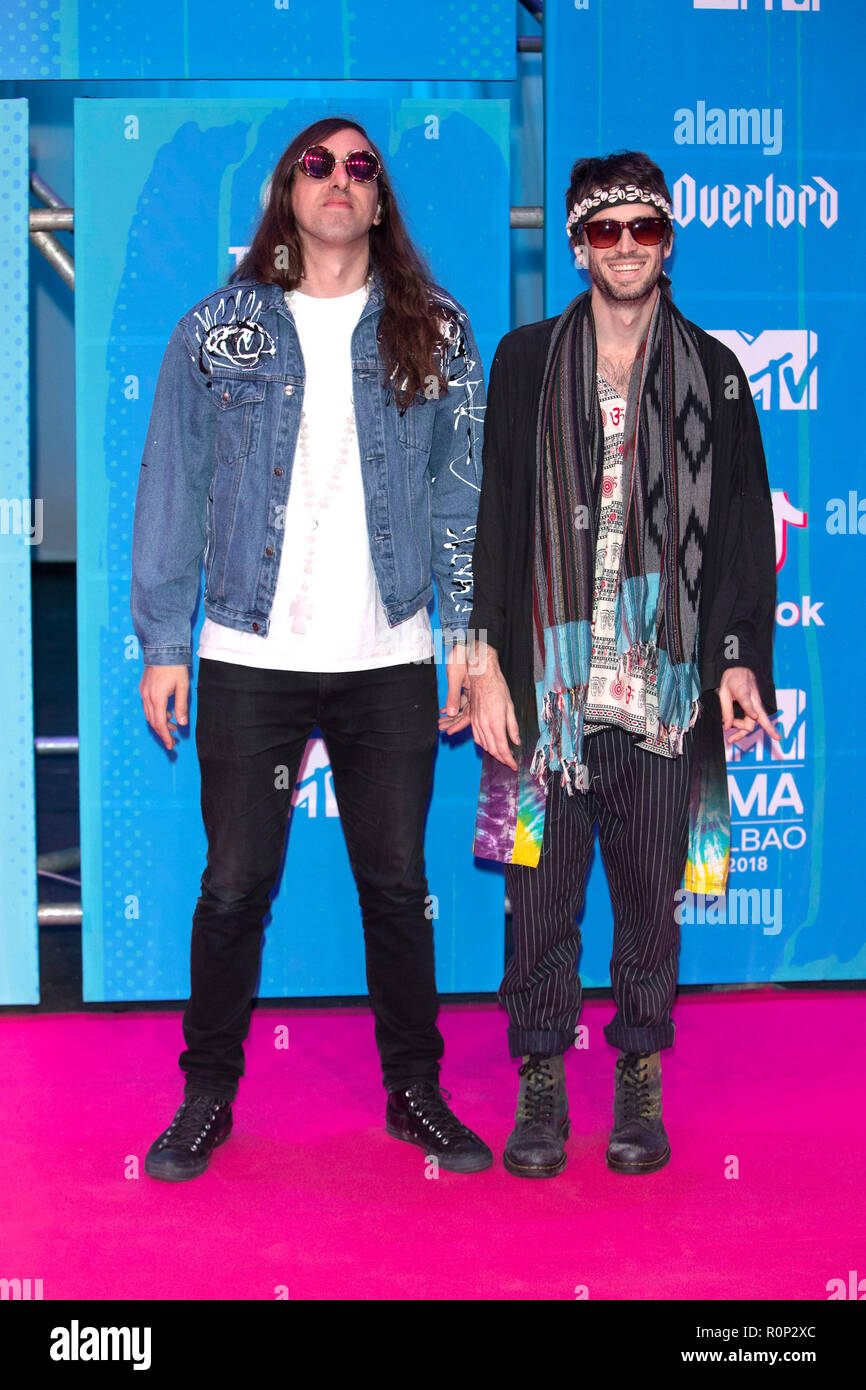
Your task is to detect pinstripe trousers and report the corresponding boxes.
[502,723,694,1058]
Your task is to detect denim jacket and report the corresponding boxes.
[130,273,485,666]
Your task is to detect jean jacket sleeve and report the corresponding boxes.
[426,308,486,643]
[130,319,217,666]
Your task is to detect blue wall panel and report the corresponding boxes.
[0,1,515,81]
[544,0,864,984]
[0,97,38,1003]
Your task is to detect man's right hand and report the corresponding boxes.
[467,644,520,771]
[139,665,190,751]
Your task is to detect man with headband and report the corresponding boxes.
[465,151,778,1178]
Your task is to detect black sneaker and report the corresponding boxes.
[503,1053,570,1179]
[606,1051,670,1174]
[145,1095,233,1182]
[386,1081,493,1173]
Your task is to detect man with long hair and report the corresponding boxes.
[468,150,778,1178]
[132,116,491,1179]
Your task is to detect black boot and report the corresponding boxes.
[145,1095,233,1182]
[606,1051,670,1174]
[503,1053,569,1179]
[386,1081,493,1173]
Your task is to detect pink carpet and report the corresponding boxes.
[2,989,863,1300]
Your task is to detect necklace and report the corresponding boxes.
[289,407,356,633]
[284,277,370,635]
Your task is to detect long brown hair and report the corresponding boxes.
[231,116,452,407]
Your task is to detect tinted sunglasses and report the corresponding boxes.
[580,216,669,249]
[296,144,381,183]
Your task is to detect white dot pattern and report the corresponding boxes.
[0,99,39,1003]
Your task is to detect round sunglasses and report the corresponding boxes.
[580,216,669,249]
[295,144,381,184]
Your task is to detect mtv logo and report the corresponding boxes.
[726,688,806,762]
[709,330,817,409]
[292,737,338,818]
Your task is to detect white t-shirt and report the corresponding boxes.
[198,284,433,671]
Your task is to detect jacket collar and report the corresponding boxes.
[245,270,384,323]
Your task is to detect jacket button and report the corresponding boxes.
[274,467,283,477]
[284,384,294,396]
[251,622,259,632]
[265,546,274,557]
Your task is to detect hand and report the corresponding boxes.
[438,646,471,735]
[139,664,190,751]
[718,666,781,744]
[467,644,520,770]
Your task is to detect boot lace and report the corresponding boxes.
[616,1053,657,1123]
[160,1096,227,1152]
[516,1055,557,1125]
[405,1083,472,1144]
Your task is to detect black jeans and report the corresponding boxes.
[179,656,443,1100]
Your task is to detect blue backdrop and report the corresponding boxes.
[544,0,863,984]
[1,0,862,1004]
[74,95,510,1001]
[0,0,515,81]
[0,98,38,1004]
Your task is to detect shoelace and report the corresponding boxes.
[516,1055,557,1125]
[616,1054,657,1122]
[160,1096,226,1151]
[405,1083,472,1144]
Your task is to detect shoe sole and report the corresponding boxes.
[605,1144,671,1175]
[144,1129,232,1183]
[502,1119,570,1179]
[385,1122,493,1173]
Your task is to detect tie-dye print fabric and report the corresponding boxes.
[683,692,731,894]
[473,748,548,867]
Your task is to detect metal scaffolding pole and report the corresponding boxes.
[29,171,74,289]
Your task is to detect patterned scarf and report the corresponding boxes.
[531,289,711,790]
[474,289,731,890]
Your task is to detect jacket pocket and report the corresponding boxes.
[395,391,436,457]
[211,376,267,464]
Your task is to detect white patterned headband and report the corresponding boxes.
[566,184,673,238]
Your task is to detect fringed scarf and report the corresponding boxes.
[474,290,732,892]
[532,289,710,786]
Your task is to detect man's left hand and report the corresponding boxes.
[718,666,781,743]
[438,646,471,735]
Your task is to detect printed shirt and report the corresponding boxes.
[584,374,673,758]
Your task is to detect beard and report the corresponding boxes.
[588,256,663,304]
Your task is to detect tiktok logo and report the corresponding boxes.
[772,491,807,573]
[291,739,338,819]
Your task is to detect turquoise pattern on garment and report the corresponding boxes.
[615,575,702,744]
[616,572,659,652]
[533,618,593,776]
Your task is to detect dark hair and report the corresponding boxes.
[231,115,451,407]
[565,150,674,294]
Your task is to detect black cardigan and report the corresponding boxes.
[469,308,778,746]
